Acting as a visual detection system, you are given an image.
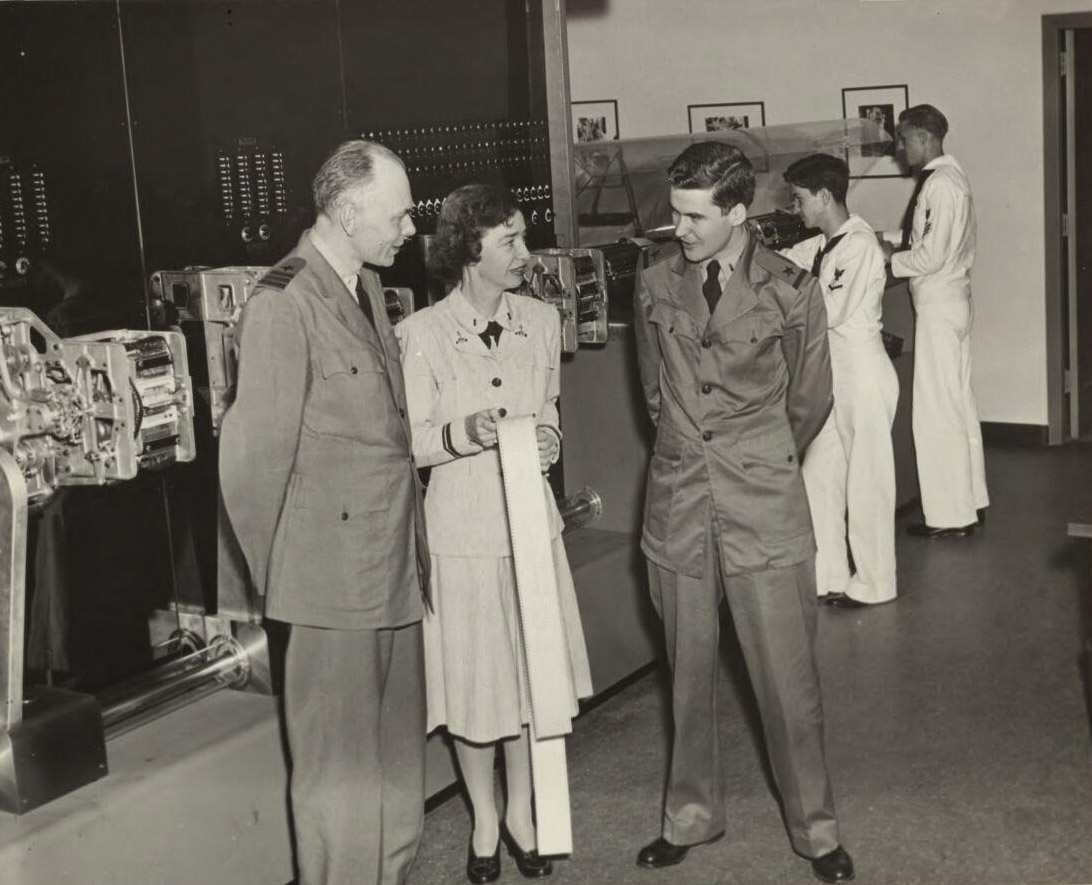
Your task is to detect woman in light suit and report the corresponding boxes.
[395,184,591,884]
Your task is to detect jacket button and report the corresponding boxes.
[492,377,502,387]
[701,383,712,394]
[701,430,712,441]
[399,407,406,418]
[701,338,712,349]
[787,454,794,463]
[498,407,507,417]
[351,366,359,375]
[340,511,349,520]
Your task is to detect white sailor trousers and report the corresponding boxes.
[803,341,899,603]
[912,297,989,528]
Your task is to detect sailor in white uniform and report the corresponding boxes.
[880,104,989,538]
[782,153,898,607]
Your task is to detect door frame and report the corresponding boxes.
[1043,13,1092,443]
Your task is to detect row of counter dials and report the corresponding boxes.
[367,119,554,234]
[214,121,553,243]
[0,164,51,279]
[216,150,288,223]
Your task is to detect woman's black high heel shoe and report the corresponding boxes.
[500,821,553,878]
[466,836,501,884]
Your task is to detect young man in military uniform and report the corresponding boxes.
[632,141,854,883]
[880,104,989,538]
[220,140,428,885]
[782,153,899,608]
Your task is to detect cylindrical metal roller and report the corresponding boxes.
[97,632,255,741]
[558,486,602,531]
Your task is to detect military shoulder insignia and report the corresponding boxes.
[258,257,306,291]
[753,249,809,291]
[832,267,845,282]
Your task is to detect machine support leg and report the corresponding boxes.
[0,448,28,734]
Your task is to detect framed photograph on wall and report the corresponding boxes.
[571,99,619,143]
[841,84,909,178]
[687,101,766,134]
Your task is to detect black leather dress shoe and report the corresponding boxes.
[977,507,987,526]
[811,845,855,882]
[500,822,552,878]
[636,832,723,869]
[825,593,871,609]
[636,837,689,869]
[906,522,975,539]
[466,838,501,884]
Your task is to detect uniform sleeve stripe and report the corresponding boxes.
[442,423,459,458]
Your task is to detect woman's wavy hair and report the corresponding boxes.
[429,184,520,294]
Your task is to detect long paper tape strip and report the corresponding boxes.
[496,415,574,856]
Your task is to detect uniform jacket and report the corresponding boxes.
[781,213,888,354]
[219,230,428,630]
[634,228,833,578]
[395,288,563,556]
[887,154,976,305]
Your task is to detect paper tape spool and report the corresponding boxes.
[496,415,574,857]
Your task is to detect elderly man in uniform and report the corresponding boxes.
[880,104,989,538]
[220,140,428,885]
[632,141,855,883]
[781,153,899,608]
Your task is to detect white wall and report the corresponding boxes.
[567,0,1092,426]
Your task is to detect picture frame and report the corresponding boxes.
[571,99,619,143]
[840,84,910,178]
[687,101,766,134]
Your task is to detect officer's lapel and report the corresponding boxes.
[342,270,388,360]
[711,231,760,327]
[668,254,709,327]
[450,328,491,358]
[444,288,506,359]
[299,235,385,359]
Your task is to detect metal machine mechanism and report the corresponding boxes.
[0,308,196,498]
[152,266,416,432]
[151,266,266,433]
[0,308,268,815]
[584,237,681,328]
[750,210,815,250]
[521,248,609,353]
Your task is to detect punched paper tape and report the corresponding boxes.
[496,415,574,856]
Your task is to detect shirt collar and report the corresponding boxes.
[308,229,360,295]
[448,287,516,335]
[831,214,860,240]
[922,153,958,173]
[699,228,747,284]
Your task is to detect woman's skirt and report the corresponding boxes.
[423,535,593,743]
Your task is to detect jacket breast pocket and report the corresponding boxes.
[309,349,389,437]
[318,348,383,382]
[515,348,552,408]
[648,302,699,367]
[719,313,783,389]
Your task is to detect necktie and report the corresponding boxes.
[354,275,376,328]
[810,234,847,278]
[900,168,935,250]
[479,320,503,349]
[702,260,722,316]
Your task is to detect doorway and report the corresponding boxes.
[1044,14,1092,443]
